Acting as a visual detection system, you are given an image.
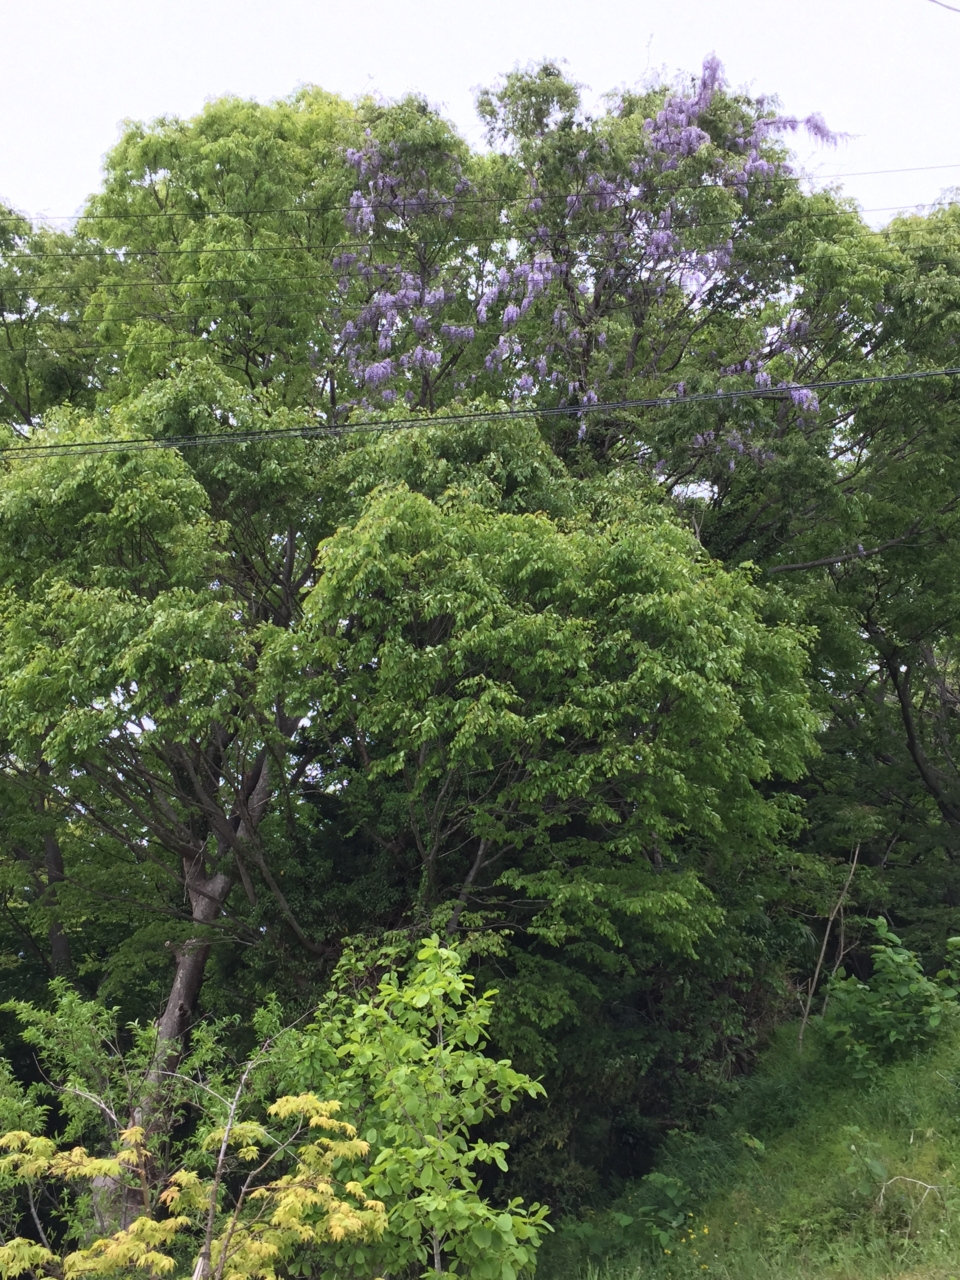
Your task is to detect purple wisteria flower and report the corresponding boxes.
[324,54,835,441]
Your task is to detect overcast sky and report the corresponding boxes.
[1,0,955,226]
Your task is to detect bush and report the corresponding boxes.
[0,938,549,1280]
[822,919,960,1075]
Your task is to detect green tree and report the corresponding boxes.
[275,469,814,944]
[0,208,96,431]
[6,51,960,1213]
[0,942,545,1280]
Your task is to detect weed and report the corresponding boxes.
[538,1020,960,1280]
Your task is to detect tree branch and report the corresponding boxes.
[768,530,920,574]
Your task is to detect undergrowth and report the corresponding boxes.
[538,1019,960,1280]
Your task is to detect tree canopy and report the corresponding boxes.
[1,54,959,1254]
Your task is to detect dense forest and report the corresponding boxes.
[1,56,960,1279]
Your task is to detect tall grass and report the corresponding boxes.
[537,1022,960,1280]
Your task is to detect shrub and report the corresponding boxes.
[822,919,960,1075]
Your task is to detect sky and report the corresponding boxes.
[1,0,957,226]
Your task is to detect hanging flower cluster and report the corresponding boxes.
[326,57,835,467]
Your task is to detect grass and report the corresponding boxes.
[537,1020,960,1280]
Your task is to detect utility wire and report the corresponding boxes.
[4,366,958,461]
[0,184,883,226]
[8,161,960,226]
[9,249,960,351]
[3,215,959,342]
[8,241,960,308]
[8,251,960,353]
[814,161,960,177]
[0,202,944,264]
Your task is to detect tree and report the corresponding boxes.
[0,208,95,431]
[5,51,959,1210]
[0,382,813,997]
[0,942,545,1280]
[278,467,813,942]
[0,366,335,1051]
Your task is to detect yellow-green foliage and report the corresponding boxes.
[0,942,548,1280]
[0,1096,386,1280]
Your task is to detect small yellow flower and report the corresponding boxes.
[663,1248,672,1255]
[703,1226,709,1234]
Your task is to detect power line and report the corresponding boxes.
[8,223,960,303]
[7,250,960,353]
[815,162,960,178]
[8,238,960,311]
[9,246,960,355]
[10,261,960,352]
[4,366,958,461]
[4,226,960,346]
[0,181,872,226]
[1,334,284,355]
[0,201,942,265]
[1,273,321,295]
[8,161,960,227]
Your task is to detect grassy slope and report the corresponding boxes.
[540,1022,960,1280]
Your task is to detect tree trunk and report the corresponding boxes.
[37,761,71,975]
[90,857,234,1236]
[92,757,272,1235]
[42,832,71,975]
[156,859,233,1049]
